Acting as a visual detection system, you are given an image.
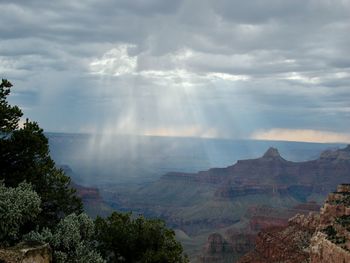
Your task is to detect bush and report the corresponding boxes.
[0,182,41,246]
[25,213,105,263]
[335,215,350,228]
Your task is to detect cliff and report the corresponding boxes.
[106,146,350,261]
[61,165,113,217]
[162,145,350,197]
[198,204,319,263]
[237,184,350,263]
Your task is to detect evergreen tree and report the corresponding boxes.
[95,212,189,263]
[1,78,188,262]
[0,79,22,132]
[0,79,83,231]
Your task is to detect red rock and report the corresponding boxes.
[238,184,350,263]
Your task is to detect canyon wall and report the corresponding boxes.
[237,184,350,263]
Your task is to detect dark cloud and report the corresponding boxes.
[0,0,349,140]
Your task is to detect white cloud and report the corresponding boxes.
[89,45,137,76]
[89,47,250,86]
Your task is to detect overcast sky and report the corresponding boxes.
[1,0,350,143]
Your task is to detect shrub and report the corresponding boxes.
[0,182,41,246]
[25,213,105,263]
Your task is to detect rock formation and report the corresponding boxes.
[107,145,350,261]
[61,165,113,217]
[198,204,319,263]
[237,184,350,263]
[0,242,51,263]
[162,145,350,197]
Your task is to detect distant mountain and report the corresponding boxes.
[100,145,350,262]
[157,145,350,200]
[47,132,345,185]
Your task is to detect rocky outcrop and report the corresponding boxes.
[319,184,350,227]
[224,230,256,256]
[110,146,350,262]
[247,204,320,232]
[62,165,104,204]
[310,232,350,263]
[215,184,314,201]
[62,165,113,217]
[308,185,350,263]
[162,145,350,196]
[198,204,320,263]
[0,243,51,263]
[238,184,350,263]
[248,216,289,232]
[320,145,350,161]
[262,147,284,160]
[72,182,103,203]
[199,232,250,263]
[204,233,232,254]
[237,212,318,263]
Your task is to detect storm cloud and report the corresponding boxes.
[1,0,350,142]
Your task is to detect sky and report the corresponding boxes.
[1,0,350,143]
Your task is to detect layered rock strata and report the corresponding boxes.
[238,184,350,263]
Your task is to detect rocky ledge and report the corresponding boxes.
[237,184,350,263]
[0,242,51,263]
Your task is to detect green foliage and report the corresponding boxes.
[323,225,337,238]
[0,182,41,246]
[335,215,350,228]
[328,195,350,206]
[0,79,83,230]
[322,225,347,244]
[0,79,188,263]
[95,212,189,263]
[25,213,105,263]
[0,79,22,133]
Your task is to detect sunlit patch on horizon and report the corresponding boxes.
[252,128,350,143]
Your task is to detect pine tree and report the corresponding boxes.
[0,79,83,232]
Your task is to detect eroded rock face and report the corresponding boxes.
[262,147,283,159]
[238,184,350,263]
[199,233,228,263]
[320,146,350,161]
[310,232,350,263]
[198,203,321,263]
[70,178,113,217]
[237,213,317,263]
[163,145,350,197]
[204,233,231,254]
[0,243,51,263]
[308,185,350,263]
[198,228,252,263]
[111,146,350,262]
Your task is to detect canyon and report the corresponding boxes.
[98,145,350,261]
